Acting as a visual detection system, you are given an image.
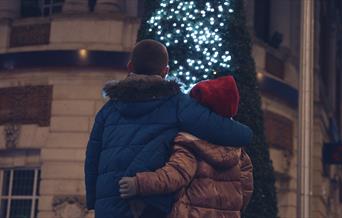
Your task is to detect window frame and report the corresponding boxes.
[0,168,40,218]
[263,110,294,152]
[254,0,271,43]
[40,0,65,17]
[20,0,64,18]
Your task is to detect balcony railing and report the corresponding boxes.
[10,23,50,48]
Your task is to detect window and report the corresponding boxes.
[319,1,329,86]
[336,61,341,130]
[0,169,40,218]
[21,0,64,18]
[21,0,42,18]
[265,52,285,79]
[89,0,96,12]
[254,0,271,42]
[264,110,294,151]
[42,0,64,17]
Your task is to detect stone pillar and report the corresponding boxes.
[0,0,20,20]
[63,0,89,14]
[125,0,139,17]
[327,24,337,110]
[244,0,254,30]
[340,46,342,138]
[297,0,315,217]
[95,0,123,13]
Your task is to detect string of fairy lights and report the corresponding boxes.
[146,0,234,90]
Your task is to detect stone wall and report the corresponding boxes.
[253,39,342,217]
[0,70,126,218]
[0,16,140,54]
[261,96,298,218]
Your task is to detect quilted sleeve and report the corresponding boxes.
[177,93,253,146]
[135,145,197,195]
[240,149,254,211]
[84,111,105,210]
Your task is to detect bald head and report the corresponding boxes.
[129,39,169,77]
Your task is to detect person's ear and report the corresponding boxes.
[161,65,170,78]
[127,61,134,73]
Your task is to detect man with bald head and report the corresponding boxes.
[85,39,253,218]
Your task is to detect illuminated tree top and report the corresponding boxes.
[145,0,235,89]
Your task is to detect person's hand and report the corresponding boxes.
[175,132,199,143]
[119,177,138,199]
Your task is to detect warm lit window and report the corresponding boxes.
[0,169,40,218]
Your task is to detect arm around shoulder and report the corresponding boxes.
[136,145,197,196]
[177,93,253,146]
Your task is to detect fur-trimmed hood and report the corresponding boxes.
[103,73,180,101]
[103,74,181,118]
[178,138,241,168]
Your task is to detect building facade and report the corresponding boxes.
[0,1,140,218]
[0,0,341,218]
[246,0,342,217]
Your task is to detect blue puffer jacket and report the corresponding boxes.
[84,74,252,218]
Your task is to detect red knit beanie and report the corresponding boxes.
[190,76,240,117]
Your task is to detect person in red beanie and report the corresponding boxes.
[119,76,254,218]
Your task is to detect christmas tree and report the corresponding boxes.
[138,0,278,217]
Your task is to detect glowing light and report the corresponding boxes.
[257,72,265,80]
[146,0,234,89]
[79,49,88,59]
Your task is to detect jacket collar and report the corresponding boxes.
[182,139,241,168]
[103,73,180,101]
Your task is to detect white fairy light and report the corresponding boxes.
[146,0,234,89]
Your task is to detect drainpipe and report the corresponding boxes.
[297,0,315,217]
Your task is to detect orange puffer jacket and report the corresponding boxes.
[136,138,253,218]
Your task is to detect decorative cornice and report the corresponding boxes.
[0,50,129,72]
[52,195,86,218]
[258,74,298,108]
[3,123,21,149]
[0,148,40,156]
